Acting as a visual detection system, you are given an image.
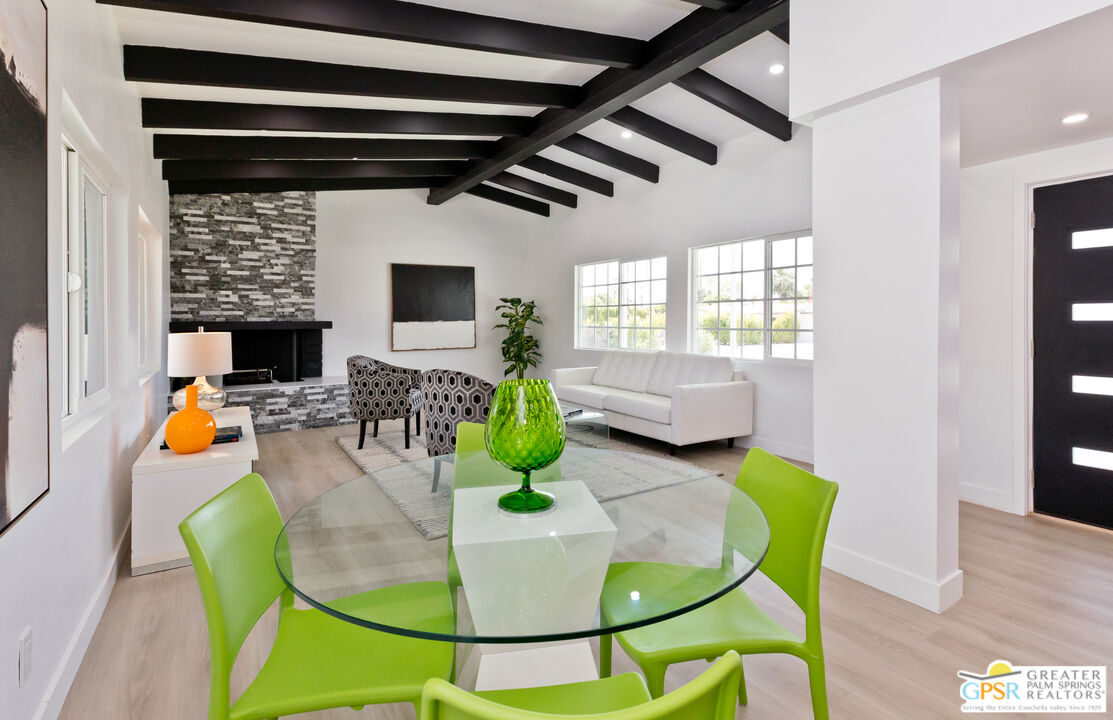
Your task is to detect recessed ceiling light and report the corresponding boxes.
[769,63,786,75]
[1062,112,1090,125]
[620,130,633,140]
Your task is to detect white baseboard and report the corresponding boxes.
[823,541,964,613]
[34,517,130,720]
[959,482,1020,515]
[739,436,813,464]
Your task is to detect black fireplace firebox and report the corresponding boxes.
[169,320,332,386]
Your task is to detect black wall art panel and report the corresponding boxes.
[0,0,49,535]
[390,264,476,351]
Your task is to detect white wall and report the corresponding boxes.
[315,190,546,383]
[958,135,1113,514]
[534,129,815,462]
[791,0,1113,121]
[812,79,962,612]
[0,3,168,720]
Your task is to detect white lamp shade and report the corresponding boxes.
[167,331,233,378]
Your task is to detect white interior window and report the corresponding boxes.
[575,256,666,351]
[691,232,813,361]
[62,142,110,416]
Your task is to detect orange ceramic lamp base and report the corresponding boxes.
[166,385,216,454]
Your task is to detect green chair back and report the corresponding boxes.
[179,474,288,716]
[734,448,838,614]
[420,650,742,720]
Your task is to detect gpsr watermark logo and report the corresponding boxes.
[958,660,1106,713]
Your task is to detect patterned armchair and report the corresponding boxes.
[346,356,424,450]
[421,369,496,491]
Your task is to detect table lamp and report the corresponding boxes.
[168,328,233,411]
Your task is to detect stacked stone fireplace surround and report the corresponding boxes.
[168,191,353,434]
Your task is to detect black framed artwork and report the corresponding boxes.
[390,264,476,351]
[0,0,50,536]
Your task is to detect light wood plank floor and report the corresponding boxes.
[60,422,1113,719]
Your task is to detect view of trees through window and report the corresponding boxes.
[577,256,667,350]
[693,234,813,361]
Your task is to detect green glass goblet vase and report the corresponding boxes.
[484,379,567,514]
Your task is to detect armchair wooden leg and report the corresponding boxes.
[727,437,735,449]
[373,420,379,438]
[404,416,411,450]
[358,420,367,450]
[415,410,421,436]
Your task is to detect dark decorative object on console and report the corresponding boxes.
[346,356,423,450]
[0,0,49,535]
[390,263,476,351]
[420,369,496,492]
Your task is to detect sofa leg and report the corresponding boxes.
[727,437,735,449]
[358,420,367,450]
[404,416,411,450]
[668,444,678,456]
[373,420,379,438]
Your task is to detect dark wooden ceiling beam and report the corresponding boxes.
[97,0,646,67]
[427,0,788,205]
[124,46,582,108]
[142,99,533,136]
[673,68,791,141]
[490,171,576,208]
[161,159,468,181]
[517,156,613,197]
[168,176,441,195]
[678,0,746,9]
[466,184,549,217]
[153,135,496,160]
[556,134,659,183]
[607,107,717,165]
[770,20,789,43]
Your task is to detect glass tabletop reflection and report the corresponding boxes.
[275,446,769,644]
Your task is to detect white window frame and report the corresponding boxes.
[574,255,667,351]
[689,230,813,365]
[136,213,161,382]
[61,138,111,419]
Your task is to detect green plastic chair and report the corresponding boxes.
[599,448,838,720]
[420,649,742,720]
[179,473,455,720]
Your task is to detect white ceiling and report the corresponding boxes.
[952,4,1113,167]
[107,0,793,206]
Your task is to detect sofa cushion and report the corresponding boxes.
[555,384,610,410]
[592,351,659,393]
[645,352,734,397]
[601,390,671,425]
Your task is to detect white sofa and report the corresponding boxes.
[552,351,753,453]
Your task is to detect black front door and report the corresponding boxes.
[1033,174,1113,529]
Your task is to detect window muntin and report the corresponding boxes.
[692,233,813,361]
[576,256,666,350]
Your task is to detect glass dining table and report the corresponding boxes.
[275,445,769,690]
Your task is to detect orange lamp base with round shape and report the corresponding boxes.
[166,385,216,454]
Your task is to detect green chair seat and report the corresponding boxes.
[420,651,742,720]
[233,585,454,719]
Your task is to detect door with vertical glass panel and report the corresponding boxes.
[1033,174,1113,529]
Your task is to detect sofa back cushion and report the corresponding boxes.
[592,350,660,393]
[646,352,734,397]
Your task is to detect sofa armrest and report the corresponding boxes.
[670,381,754,446]
[551,366,597,387]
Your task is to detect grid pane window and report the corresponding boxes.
[576,256,666,350]
[692,233,812,361]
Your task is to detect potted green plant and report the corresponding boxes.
[493,298,543,379]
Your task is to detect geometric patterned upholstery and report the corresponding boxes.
[420,369,496,456]
[346,355,424,422]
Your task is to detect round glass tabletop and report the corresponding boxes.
[275,446,769,644]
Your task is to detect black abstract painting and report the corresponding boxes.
[0,0,49,535]
[391,264,476,351]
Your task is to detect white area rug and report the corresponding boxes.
[335,428,720,540]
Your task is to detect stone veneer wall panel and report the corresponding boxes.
[168,381,353,435]
[170,191,317,320]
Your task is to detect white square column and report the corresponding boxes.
[812,78,962,612]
